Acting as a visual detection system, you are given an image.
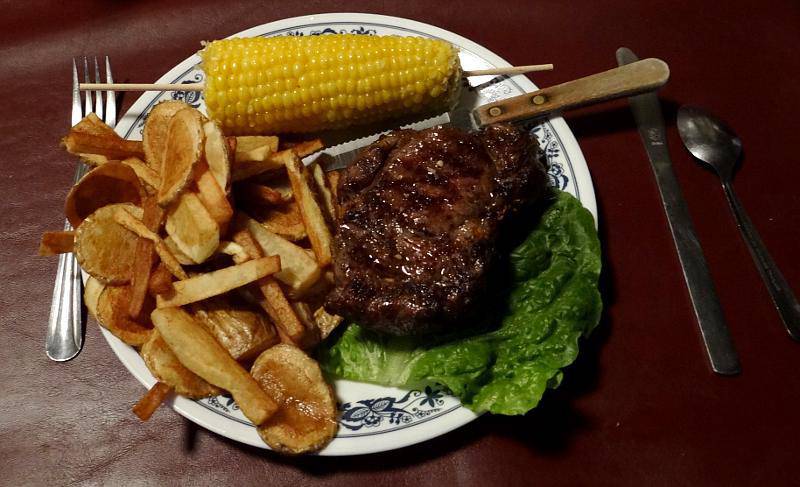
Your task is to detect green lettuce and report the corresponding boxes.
[318,190,602,415]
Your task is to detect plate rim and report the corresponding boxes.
[101,12,597,456]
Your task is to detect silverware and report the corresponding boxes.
[617,47,740,375]
[677,105,800,340]
[46,56,116,361]
[321,58,669,172]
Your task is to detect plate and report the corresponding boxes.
[98,13,596,456]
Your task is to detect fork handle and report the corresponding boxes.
[722,181,800,340]
[46,243,84,361]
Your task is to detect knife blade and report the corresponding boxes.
[319,57,670,172]
[617,47,740,375]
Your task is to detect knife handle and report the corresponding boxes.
[474,58,669,126]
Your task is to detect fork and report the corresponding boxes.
[46,56,116,361]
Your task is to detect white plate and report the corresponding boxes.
[99,13,596,456]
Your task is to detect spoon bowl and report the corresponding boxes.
[677,106,742,179]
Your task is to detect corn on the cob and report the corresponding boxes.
[200,35,461,135]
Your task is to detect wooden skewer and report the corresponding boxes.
[79,64,554,92]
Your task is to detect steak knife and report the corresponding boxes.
[617,47,740,375]
[320,57,670,171]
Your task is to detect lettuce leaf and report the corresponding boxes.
[318,190,602,415]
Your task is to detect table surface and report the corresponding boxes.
[2,1,799,485]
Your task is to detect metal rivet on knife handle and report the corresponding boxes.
[488,106,503,117]
[532,95,547,105]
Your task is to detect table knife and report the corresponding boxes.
[320,57,669,171]
[617,47,740,375]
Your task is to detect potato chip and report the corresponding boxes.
[165,192,219,265]
[254,200,307,242]
[284,138,324,158]
[96,284,154,346]
[121,157,160,194]
[151,307,278,425]
[235,183,287,207]
[313,306,343,340]
[158,107,204,207]
[65,162,143,228]
[251,345,337,454]
[143,100,190,173]
[140,330,221,398]
[191,295,279,362]
[74,203,142,284]
[84,276,105,319]
[203,120,231,192]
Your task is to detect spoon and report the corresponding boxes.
[677,105,800,340]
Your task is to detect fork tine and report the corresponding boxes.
[71,59,82,126]
[104,56,117,128]
[83,57,92,115]
[93,57,103,121]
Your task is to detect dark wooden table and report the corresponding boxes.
[2,1,799,485]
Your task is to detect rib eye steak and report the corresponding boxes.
[326,123,548,335]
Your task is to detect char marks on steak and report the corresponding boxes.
[326,124,547,335]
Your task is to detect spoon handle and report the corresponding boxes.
[722,181,800,340]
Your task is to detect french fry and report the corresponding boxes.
[148,263,174,296]
[285,138,324,158]
[78,153,111,166]
[158,107,204,207]
[165,192,220,264]
[113,206,188,281]
[72,113,116,136]
[195,164,234,232]
[234,135,279,163]
[62,130,145,160]
[141,330,221,398]
[151,307,278,426]
[132,382,174,421]
[122,157,160,194]
[128,196,164,319]
[216,241,249,264]
[238,214,320,294]
[232,148,293,182]
[327,170,340,203]
[284,151,332,266]
[235,183,287,206]
[313,306,344,340]
[290,301,321,350]
[232,227,307,344]
[156,256,280,308]
[39,230,75,255]
[311,163,337,225]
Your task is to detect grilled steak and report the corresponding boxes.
[326,124,548,335]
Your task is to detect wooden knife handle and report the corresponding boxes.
[474,58,670,126]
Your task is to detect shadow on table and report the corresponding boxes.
[562,97,681,139]
[180,107,627,471]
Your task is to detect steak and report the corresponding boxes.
[326,123,548,335]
